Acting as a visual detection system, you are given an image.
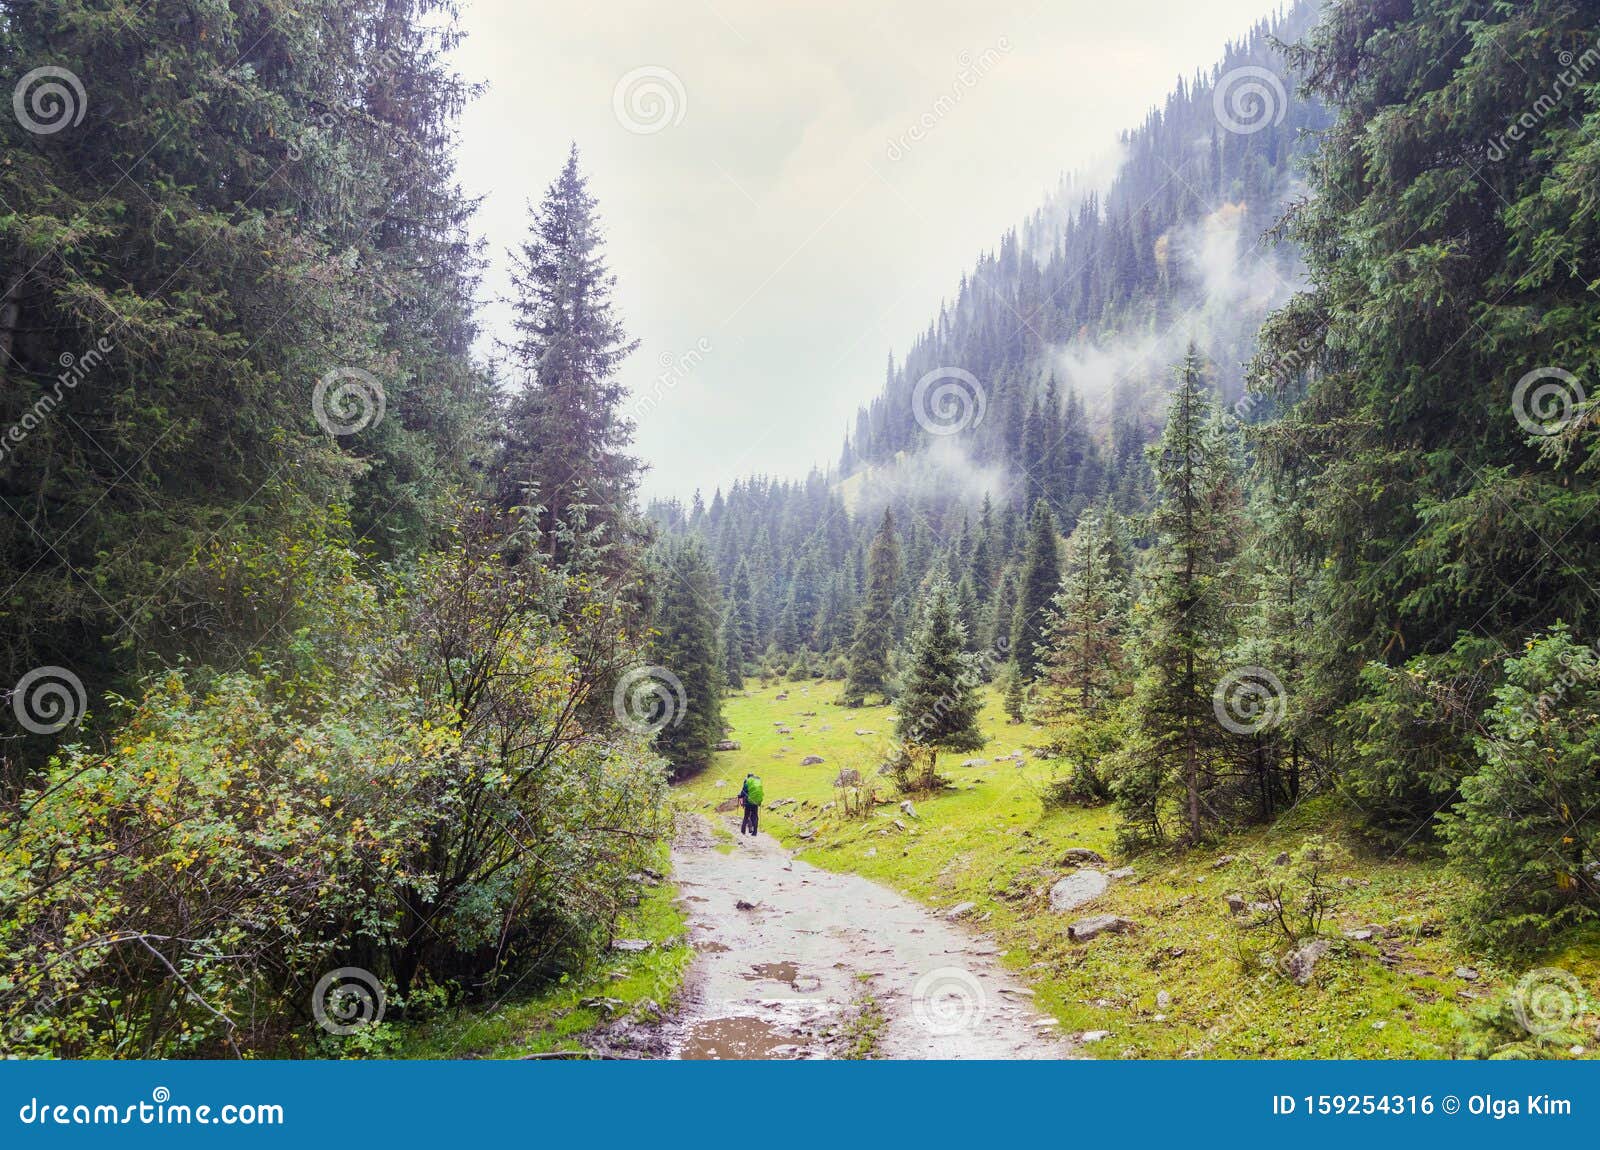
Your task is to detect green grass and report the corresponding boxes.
[681,680,1600,1059]
[396,873,692,1059]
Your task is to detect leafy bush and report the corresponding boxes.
[0,512,669,1057]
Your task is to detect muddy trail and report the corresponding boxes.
[638,813,1070,1060]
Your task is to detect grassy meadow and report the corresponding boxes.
[679,681,1600,1059]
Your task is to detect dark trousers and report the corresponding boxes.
[740,802,759,835]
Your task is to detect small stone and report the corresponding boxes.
[1225,894,1247,914]
[946,901,978,920]
[1454,966,1480,981]
[1343,928,1374,942]
[1272,851,1290,866]
[800,755,824,765]
[900,800,918,818]
[1060,847,1107,866]
[713,740,741,751]
[1156,990,1171,1010]
[797,829,816,841]
[893,819,908,831]
[1068,914,1134,942]
[863,848,876,858]
[610,938,651,952]
[1050,869,1109,912]
[1285,938,1330,986]
[735,899,757,911]
[1108,867,1135,881]
[854,729,873,736]
[1212,854,1236,868]
[1079,1029,1112,1043]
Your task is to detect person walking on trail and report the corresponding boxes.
[738,773,764,836]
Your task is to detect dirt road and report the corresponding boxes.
[660,813,1069,1059]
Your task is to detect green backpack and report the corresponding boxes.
[744,776,764,806]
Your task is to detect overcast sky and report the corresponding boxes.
[449,0,1280,501]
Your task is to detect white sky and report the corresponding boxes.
[450,0,1280,501]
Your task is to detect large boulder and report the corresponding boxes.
[1068,914,1134,942]
[1049,869,1110,912]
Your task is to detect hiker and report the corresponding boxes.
[738,772,763,836]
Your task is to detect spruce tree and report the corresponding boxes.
[1010,501,1062,681]
[650,540,724,776]
[894,581,985,789]
[498,145,641,569]
[842,510,901,705]
[1108,347,1241,846]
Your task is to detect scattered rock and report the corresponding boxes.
[1108,867,1135,881]
[775,693,788,700]
[1050,869,1110,912]
[1342,928,1374,943]
[1060,847,1107,866]
[892,819,908,832]
[713,740,741,752]
[1156,990,1172,1010]
[1285,938,1331,986]
[863,848,877,858]
[1079,1030,1113,1043]
[1225,894,1247,915]
[1272,851,1291,866]
[1068,914,1134,942]
[900,800,918,818]
[610,938,652,953]
[854,729,874,736]
[1212,854,1237,868]
[735,899,757,911]
[960,757,991,767]
[946,901,978,920]
[799,755,825,766]
[1454,966,1480,981]
[579,995,624,1014]
[797,829,816,841]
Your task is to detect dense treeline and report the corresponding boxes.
[0,1,675,1055]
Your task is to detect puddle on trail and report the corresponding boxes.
[679,1016,797,1060]
[742,962,821,992]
